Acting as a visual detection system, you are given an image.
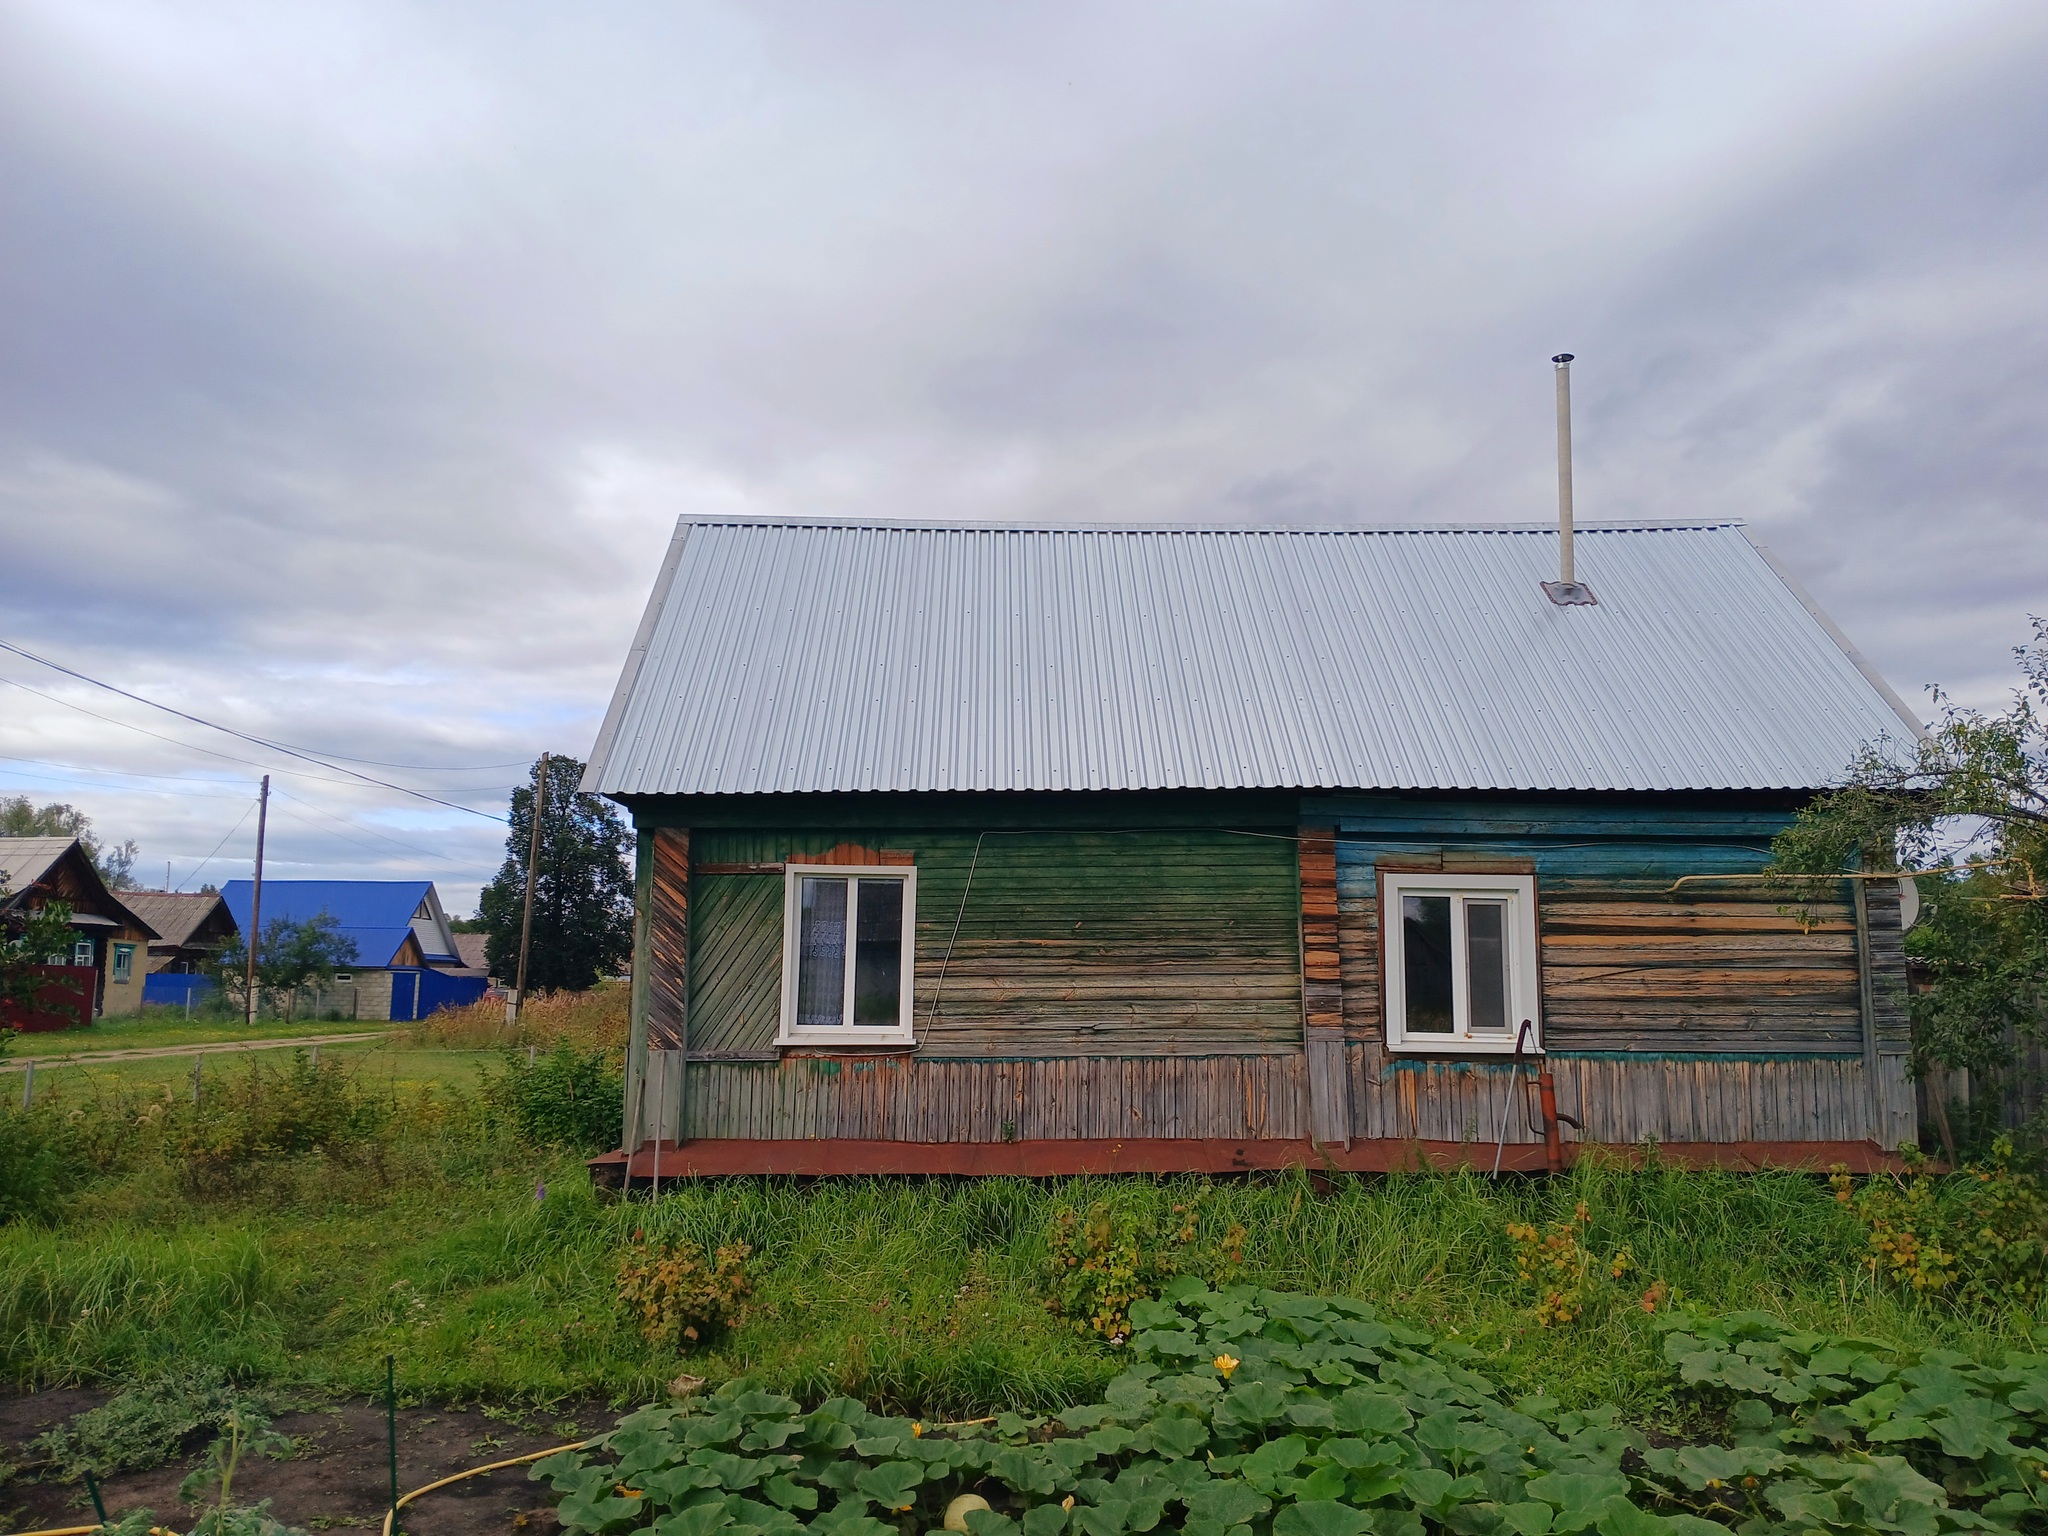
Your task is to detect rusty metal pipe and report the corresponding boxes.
[1537,1063,1565,1174]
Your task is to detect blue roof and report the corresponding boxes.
[219,880,454,967]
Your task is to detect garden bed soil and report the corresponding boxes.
[0,1390,617,1534]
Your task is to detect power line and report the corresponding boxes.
[271,786,497,866]
[0,759,257,801]
[179,799,258,892]
[0,638,527,775]
[0,644,508,823]
[1,673,371,788]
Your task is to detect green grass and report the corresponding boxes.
[13,1010,390,1056]
[0,1053,2037,1427]
[11,1041,495,1102]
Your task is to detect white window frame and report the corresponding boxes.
[777,864,918,1046]
[71,939,93,969]
[1380,870,1540,1054]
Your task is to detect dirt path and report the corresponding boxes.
[0,1390,620,1534]
[0,1033,388,1071]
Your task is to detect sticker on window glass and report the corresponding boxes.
[795,877,848,1029]
[851,878,904,1027]
[1401,894,1454,1033]
[1465,900,1510,1032]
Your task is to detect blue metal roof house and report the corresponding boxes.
[584,516,1925,1181]
[220,879,485,1021]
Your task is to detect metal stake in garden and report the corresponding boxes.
[245,775,270,1029]
[386,1354,400,1523]
[508,752,549,1026]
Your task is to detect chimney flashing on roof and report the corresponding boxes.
[1541,579,1597,606]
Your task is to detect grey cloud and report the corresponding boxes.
[1,0,2043,901]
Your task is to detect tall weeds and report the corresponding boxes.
[0,1054,2035,1420]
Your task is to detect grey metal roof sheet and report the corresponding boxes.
[583,518,1923,798]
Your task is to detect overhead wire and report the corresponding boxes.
[0,673,380,789]
[270,787,497,866]
[0,640,509,821]
[179,798,259,891]
[0,761,257,801]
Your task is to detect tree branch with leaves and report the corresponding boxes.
[1770,618,2048,1154]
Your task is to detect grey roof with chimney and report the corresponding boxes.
[583,517,1922,798]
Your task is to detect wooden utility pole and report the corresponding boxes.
[245,775,269,1029]
[509,752,549,1025]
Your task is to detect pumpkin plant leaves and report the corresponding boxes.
[538,1287,2048,1536]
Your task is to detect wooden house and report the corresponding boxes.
[582,518,1924,1180]
[0,837,159,1024]
[125,890,240,973]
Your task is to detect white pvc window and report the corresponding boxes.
[778,865,917,1045]
[1381,871,1540,1054]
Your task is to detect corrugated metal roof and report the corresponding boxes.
[220,880,454,968]
[583,518,1922,798]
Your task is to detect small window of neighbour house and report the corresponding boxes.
[112,944,134,984]
[1380,870,1540,1053]
[333,973,353,985]
[71,939,93,969]
[778,865,917,1044]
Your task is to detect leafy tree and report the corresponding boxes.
[0,795,139,890]
[1770,617,2048,1156]
[0,875,73,1030]
[478,755,632,995]
[210,913,360,1023]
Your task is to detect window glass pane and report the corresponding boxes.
[795,877,848,1028]
[1401,894,1454,1033]
[851,878,905,1027]
[1465,900,1510,1033]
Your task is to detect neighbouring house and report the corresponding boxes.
[219,879,489,1020]
[583,517,1924,1182]
[0,837,160,1026]
[125,889,241,1009]
[126,890,240,973]
[446,932,496,988]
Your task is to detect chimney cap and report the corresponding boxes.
[1551,353,1574,365]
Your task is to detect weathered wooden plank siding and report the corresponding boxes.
[1318,796,1870,1054]
[656,1049,1308,1141]
[1346,1046,1882,1145]
[647,828,690,1050]
[682,827,1303,1057]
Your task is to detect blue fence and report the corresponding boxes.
[144,972,215,1008]
[388,968,488,1021]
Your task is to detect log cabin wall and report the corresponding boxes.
[1309,794,1916,1150]
[619,789,1915,1157]
[622,791,1306,1146]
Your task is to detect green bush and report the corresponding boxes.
[484,1039,622,1151]
[1043,1194,1245,1344]
[617,1234,754,1349]
[174,1052,391,1185]
[0,1101,91,1224]
[1834,1138,2048,1306]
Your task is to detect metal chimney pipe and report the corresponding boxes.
[1553,353,1574,584]
[1542,353,1596,605]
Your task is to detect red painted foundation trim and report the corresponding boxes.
[590,1136,1907,1181]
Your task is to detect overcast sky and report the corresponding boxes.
[2,1,2044,912]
